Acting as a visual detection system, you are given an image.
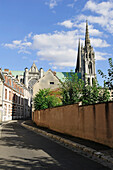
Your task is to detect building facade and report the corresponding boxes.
[15,63,44,93]
[75,20,96,86]
[0,69,32,122]
[33,69,61,98]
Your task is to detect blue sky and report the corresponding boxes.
[1,0,113,85]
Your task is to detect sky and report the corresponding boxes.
[1,0,113,86]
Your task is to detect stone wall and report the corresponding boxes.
[32,102,113,148]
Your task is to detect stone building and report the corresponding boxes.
[14,63,44,93]
[75,20,96,86]
[0,69,32,122]
[33,69,61,98]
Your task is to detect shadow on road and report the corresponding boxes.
[0,121,110,170]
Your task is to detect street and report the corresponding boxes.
[0,121,110,170]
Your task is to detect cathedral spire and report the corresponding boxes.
[75,39,81,73]
[85,20,90,47]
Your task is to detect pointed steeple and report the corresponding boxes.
[75,39,81,73]
[85,20,90,47]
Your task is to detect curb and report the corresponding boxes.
[21,121,113,166]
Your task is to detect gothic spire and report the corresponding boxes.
[75,39,81,73]
[85,20,90,47]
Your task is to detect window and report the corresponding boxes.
[9,91,12,101]
[5,89,7,100]
[86,53,87,58]
[4,104,7,116]
[88,62,92,74]
[19,96,20,104]
[50,82,54,84]
[12,93,14,102]
[16,96,18,103]
[13,94,16,103]
[8,105,10,116]
[88,78,90,85]
[89,53,91,58]
[21,98,23,105]
[92,78,94,85]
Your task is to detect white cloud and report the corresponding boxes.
[80,1,113,34]
[84,1,113,16]
[24,32,33,42]
[28,32,32,38]
[78,15,108,28]
[74,21,103,36]
[18,50,31,54]
[13,40,21,45]
[31,30,109,68]
[32,30,78,50]
[32,30,109,67]
[4,43,16,49]
[95,51,109,60]
[49,0,57,9]
[57,20,74,28]
[21,42,32,47]
[3,28,110,70]
[32,31,78,68]
[58,20,103,37]
[90,38,110,48]
[3,34,32,54]
[45,0,60,9]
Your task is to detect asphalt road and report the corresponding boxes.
[0,121,110,170]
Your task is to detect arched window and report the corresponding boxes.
[88,62,92,74]
[92,78,94,85]
[89,53,91,58]
[32,66,36,72]
[88,78,90,85]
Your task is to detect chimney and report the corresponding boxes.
[9,71,12,75]
[4,69,9,72]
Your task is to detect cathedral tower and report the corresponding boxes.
[75,20,96,86]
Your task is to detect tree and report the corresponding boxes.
[33,88,61,110]
[60,72,84,105]
[98,88,110,103]
[81,80,110,105]
[60,71,110,106]
[98,58,113,89]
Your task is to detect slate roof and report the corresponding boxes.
[56,72,81,82]
[11,71,24,77]
[10,70,81,82]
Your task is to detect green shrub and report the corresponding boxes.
[33,88,61,110]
